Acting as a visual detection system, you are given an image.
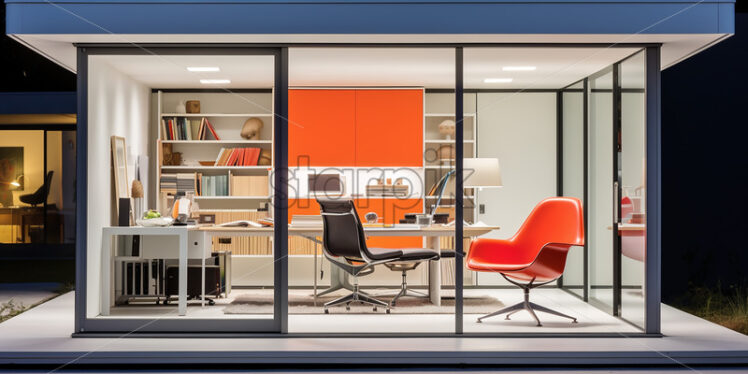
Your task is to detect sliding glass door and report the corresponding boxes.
[618,50,647,328]
[79,47,287,333]
[560,80,587,300]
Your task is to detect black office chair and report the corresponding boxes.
[317,199,439,313]
[20,171,53,207]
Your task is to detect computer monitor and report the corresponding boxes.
[308,173,343,195]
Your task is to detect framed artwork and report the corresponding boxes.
[111,136,129,217]
[0,147,24,190]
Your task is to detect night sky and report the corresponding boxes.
[1,5,746,301]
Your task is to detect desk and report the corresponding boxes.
[198,225,498,306]
[101,226,209,316]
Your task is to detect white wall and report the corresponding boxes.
[87,56,151,318]
[475,92,557,285]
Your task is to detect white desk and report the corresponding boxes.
[100,226,209,316]
[198,225,498,306]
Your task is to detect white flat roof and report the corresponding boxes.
[11,33,730,74]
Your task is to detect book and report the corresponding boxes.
[219,220,263,228]
[205,118,220,140]
[190,119,200,140]
[168,119,175,140]
[226,148,240,166]
[244,148,261,166]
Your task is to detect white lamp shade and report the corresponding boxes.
[463,158,502,188]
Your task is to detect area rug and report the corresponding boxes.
[223,289,503,314]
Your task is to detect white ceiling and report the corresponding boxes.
[12,33,730,77]
[91,46,643,89]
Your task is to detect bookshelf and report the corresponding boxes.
[422,109,478,224]
[156,90,274,212]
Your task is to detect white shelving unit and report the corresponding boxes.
[422,109,478,223]
[156,90,274,211]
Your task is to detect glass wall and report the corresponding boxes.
[78,45,654,335]
[286,47,456,333]
[588,67,615,314]
[87,51,279,332]
[618,50,647,328]
[560,81,587,300]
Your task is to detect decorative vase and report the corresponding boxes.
[176,101,186,114]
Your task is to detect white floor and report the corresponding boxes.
[1,292,747,365]
[107,288,639,333]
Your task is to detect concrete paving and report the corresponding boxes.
[0,282,59,317]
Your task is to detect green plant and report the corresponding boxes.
[0,299,28,323]
[671,284,748,335]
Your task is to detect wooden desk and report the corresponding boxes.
[198,225,498,306]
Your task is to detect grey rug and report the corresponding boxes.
[223,290,503,314]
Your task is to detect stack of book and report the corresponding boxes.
[176,173,197,195]
[162,117,220,140]
[214,147,264,166]
[160,173,198,196]
[160,173,178,195]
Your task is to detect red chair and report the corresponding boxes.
[467,197,584,326]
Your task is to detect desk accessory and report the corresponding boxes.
[185,100,200,113]
[118,198,131,226]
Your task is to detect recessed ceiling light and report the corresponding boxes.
[188,67,220,72]
[200,79,231,84]
[502,66,536,71]
[484,78,513,83]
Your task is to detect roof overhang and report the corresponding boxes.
[5,0,735,72]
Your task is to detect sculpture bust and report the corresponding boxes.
[241,117,264,140]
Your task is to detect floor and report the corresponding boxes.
[0,292,747,366]
[108,288,639,333]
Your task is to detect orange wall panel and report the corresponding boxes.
[354,89,423,167]
[288,89,356,167]
[287,198,424,248]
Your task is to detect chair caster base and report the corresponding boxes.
[373,306,377,312]
[324,308,329,314]
[386,308,391,314]
[476,319,482,323]
[572,319,578,324]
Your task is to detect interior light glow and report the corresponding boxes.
[187,67,220,72]
[502,66,536,71]
[200,79,231,84]
[484,78,513,83]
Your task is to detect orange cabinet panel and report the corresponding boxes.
[354,89,423,167]
[287,198,423,249]
[289,90,356,167]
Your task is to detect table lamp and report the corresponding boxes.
[429,158,502,225]
[464,158,502,227]
[464,158,503,190]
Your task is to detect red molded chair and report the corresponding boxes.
[467,197,584,326]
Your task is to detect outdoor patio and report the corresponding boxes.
[0,292,746,366]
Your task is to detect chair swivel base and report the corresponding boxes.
[386,270,427,306]
[476,289,577,327]
[324,284,391,314]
